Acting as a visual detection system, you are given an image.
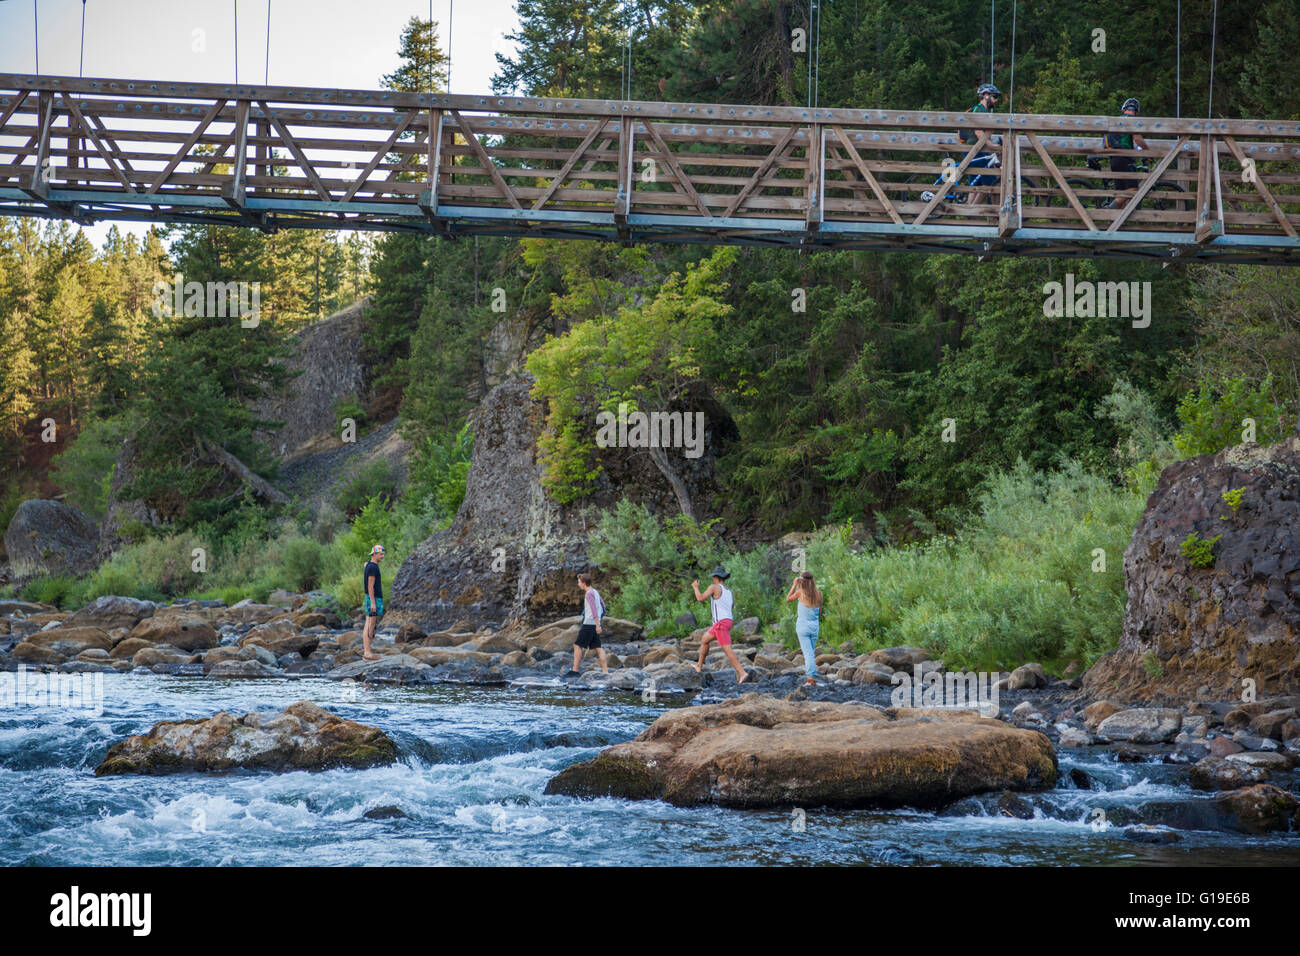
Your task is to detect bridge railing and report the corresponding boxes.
[1,74,1298,262]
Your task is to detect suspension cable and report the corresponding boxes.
[446,0,453,93]
[233,0,239,84]
[33,0,39,74]
[813,0,821,109]
[1007,0,1017,116]
[1206,0,1218,117]
[265,0,271,85]
[1175,0,1181,117]
[80,1,87,77]
[989,0,995,83]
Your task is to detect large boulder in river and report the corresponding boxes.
[545,693,1056,808]
[4,499,99,579]
[66,595,157,631]
[95,701,399,775]
[127,615,218,651]
[390,375,737,631]
[1084,436,1300,703]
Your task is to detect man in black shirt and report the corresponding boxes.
[362,544,384,661]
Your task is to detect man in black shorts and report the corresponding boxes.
[564,573,609,677]
[362,544,384,661]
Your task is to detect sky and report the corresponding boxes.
[0,0,522,245]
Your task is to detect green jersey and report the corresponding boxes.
[958,102,990,144]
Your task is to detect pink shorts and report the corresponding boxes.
[707,619,734,646]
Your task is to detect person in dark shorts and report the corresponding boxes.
[362,544,384,661]
[564,573,609,677]
[1103,97,1150,209]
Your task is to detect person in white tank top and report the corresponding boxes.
[690,566,749,683]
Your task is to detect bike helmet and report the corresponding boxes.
[977,83,1002,98]
[1121,97,1139,112]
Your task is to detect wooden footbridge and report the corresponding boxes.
[3,74,1299,265]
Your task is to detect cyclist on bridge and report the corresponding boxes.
[1101,97,1151,210]
[922,82,1002,206]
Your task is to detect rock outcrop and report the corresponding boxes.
[98,435,163,557]
[1085,436,1300,703]
[391,375,737,631]
[4,499,99,579]
[254,299,371,461]
[545,693,1057,808]
[95,701,398,775]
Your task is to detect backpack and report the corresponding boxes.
[958,106,979,145]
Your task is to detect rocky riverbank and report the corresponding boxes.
[5,590,1299,830]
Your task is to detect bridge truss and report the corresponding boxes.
[2,74,1299,264]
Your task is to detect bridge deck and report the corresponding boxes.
[2,74,1299,264]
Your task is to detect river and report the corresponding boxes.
[3,674,1299,866]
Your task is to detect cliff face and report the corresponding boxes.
[254,299,370,461]
[1084,436,1300,703]
[389,375,738,631]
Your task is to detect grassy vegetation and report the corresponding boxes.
[19,422,471,615]
[589,459,1144,672]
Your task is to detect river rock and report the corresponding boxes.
[109,637,154,661]
[0,599,50,616]
[545,693,1056,808]
[474,633,523,654]
[95,700,399,775]
[327,654,436,684]
[1190,756,1271,790]
[394,623,426,644]
[1251,708,1297,740]
[1096,708,1182,744]
[4,499,99,579]
[1001,662,1048,690]
[12,642,65,664]
[66,596,157,631]
[127,616,219,651]
[238,620,319,657]
[213,602,283,626]
[1124,824,1182,844]
[407,647,494,667]
[853,664,897,686]
[24,626,113,657]
[868,646,929,670]
[1083,436,1300,701]
[1208,784,1300,834]
[1058,727,1092,748]
[205,660,283,678]
[132,645,194,668]
[1205,736,1245,758]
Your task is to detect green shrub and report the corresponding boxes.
[334,458,402,516]
[1173,375,1284,459]
[1179,532,1220,569]
[335,395,367,432]
[281,536,325,591]
[1142,651,1165,678]
[1221,488,1245,513]
[20,574,83,608]
[405,420,473,521]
